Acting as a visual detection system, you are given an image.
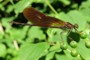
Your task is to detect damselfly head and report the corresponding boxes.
[73,24,78,32]
[64,22,78,32]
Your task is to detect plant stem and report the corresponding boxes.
[44,0,58,15]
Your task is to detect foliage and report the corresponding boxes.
[0,0,90,60]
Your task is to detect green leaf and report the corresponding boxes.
[26,27,46,42]
[47,28,62,42]
[56,50,80,60]
[46,51,55,60]
[59,0,70,5]
[1,17,15,28]
[0,43,6,57]
[67,10,87,31]
[18,42,50,60]
[8,26,29,40]
[77,39,90,60]
[14,0,33,13]
[79,8,90,21]
[80,0,90,9]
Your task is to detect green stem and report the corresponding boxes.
[45,0,58,15]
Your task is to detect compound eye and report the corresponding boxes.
[74,24,78,28]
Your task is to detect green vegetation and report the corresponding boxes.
[0,0,90,60]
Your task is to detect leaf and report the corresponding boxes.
[46,51,55,60]
[0,43,6,57]
[14,0,44,14]
[14,0,33,13]
[77,39,90,60]
[26,27,46,42]
[80,0,90,9]
[18,42,50,60]
[79,8,90,21]
[47,28,62,42]
[4,25,29,45]
[59,0,70,5]
[67,10,87,31]
[56,54,74,60]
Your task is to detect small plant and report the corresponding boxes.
[0,0,90,60]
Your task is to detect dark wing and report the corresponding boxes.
[23,7,46,25]
[23,7,65,28]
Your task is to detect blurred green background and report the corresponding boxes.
[0,0,90,60]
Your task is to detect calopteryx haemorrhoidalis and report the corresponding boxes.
[11,7,78,32]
